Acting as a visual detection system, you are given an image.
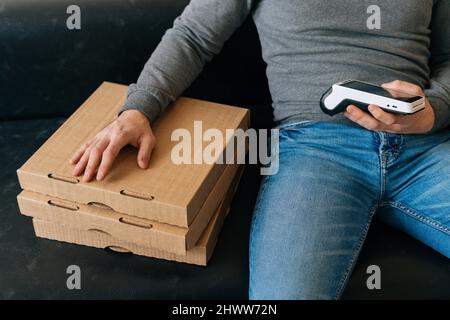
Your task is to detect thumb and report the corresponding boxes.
[381,80,398,88]
[381,80,423,96]
[137,135,155,169]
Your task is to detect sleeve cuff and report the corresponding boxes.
[119,87,163,123]
[427,94,450,133]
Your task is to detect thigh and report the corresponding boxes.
[382,129,450,258]
[249,122,380,300]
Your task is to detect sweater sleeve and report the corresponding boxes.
[426,0,450,133]
[120,0,255,122]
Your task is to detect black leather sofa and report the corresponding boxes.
[1,0,448,299]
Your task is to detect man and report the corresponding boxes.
[70,1,450,299]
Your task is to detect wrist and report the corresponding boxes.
[120,109,151,126]
[426,95,450,133]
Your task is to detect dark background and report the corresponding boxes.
[0,0,449,299]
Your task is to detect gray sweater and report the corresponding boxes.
[120,0,450,133]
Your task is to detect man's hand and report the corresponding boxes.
[343,80,435,134]
[70,110,156,182]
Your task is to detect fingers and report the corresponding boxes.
[70,138,95,165]
[70,110,155,181]
[345,105,406,133]
[96,138,126,181]
[137,134,155,169]
[96,133,154,180]
[367,105,397,126]
[72,145,92,177]
[381,80,424,96]
[344,105,385,131]
[82,139,109,182]
[344,80,428,134]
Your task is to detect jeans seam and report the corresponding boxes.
[249,175,272,250]
[379,201,450,235]
[248,175,272,299]
[377,132,386,203]
[334,202,379,300]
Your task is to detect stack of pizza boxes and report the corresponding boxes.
[16,82,249,266]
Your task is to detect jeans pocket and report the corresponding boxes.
[276,120,316,131]
[278,120,318,141]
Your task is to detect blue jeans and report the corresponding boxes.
[249,120,450,300]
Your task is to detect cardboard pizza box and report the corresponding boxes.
[31,166,243,266]
[18,165,243,255]
[17,82,249,227]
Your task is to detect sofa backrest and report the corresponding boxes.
[0,0,271,125]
